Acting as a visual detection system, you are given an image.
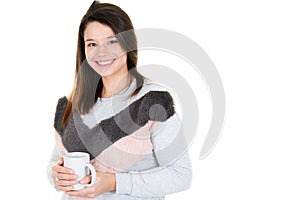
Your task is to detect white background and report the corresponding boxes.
[0,0,299,199]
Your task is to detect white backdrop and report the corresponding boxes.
[0,0,299,199]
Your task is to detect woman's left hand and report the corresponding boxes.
[66,172,116,198]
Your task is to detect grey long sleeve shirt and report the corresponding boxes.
[47,79,192,199]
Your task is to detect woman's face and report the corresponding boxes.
[84,21,127,78]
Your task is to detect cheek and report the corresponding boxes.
[85,48,95,64]
[119,54,127,65]
[112,54,127,71]
[113,45,127,58]
[85,48,95,66]
[85,47,92,59]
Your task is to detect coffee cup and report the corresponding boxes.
[63,152,96,190]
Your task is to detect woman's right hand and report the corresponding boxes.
[51,157,78,192]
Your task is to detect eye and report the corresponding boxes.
[106,39,119,46]
[87,43,97,47]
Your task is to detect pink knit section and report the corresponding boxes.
[93,121,154,172]
[55,121,154,200]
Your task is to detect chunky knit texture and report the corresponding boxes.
[47,79,192,200]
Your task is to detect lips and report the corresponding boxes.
[95,59,116,67]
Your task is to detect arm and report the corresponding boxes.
[116,114,192,197]
[116,151,192,197]
[48,97,79,192]
[46,146,59,187]
[66,114,192,199]
[47,144,78,192]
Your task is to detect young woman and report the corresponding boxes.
[47,1,192,199]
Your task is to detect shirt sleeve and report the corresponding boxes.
[46,145,59,187]
[47,96,67,187]
[115,113,192,197]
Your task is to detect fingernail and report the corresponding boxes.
[80,179,87,184]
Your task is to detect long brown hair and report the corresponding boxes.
[62,1,144,126]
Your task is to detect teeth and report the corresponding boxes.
[96,59,114,65]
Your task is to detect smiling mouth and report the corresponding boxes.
[95,59,116,67]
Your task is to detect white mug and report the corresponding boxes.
[63,152,96,190]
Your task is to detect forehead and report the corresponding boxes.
[84,21,115,41]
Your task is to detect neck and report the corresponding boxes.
[101,73,131,98]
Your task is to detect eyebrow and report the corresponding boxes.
[84,39,96,42]
[84,35,116,43]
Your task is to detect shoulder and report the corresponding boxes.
[130,79,176,124]
[56,96,68,110]
[53,96,68,133]
[54,96,68,119]
[140,79,176,109]
[133,79,175,105]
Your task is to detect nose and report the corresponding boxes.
[88,43,110,59]
[95,43,110,55]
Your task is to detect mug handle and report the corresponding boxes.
[83,163,97,187]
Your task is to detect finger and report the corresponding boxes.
[58,173,78,181]
[56,185,74,192]
[52,165,74,174]
[57,157,64,166]
[66,187,94,197]
[52,170,61,184]
[79,175,92,184]
[56,179,78,187]
[51,170,58,180]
